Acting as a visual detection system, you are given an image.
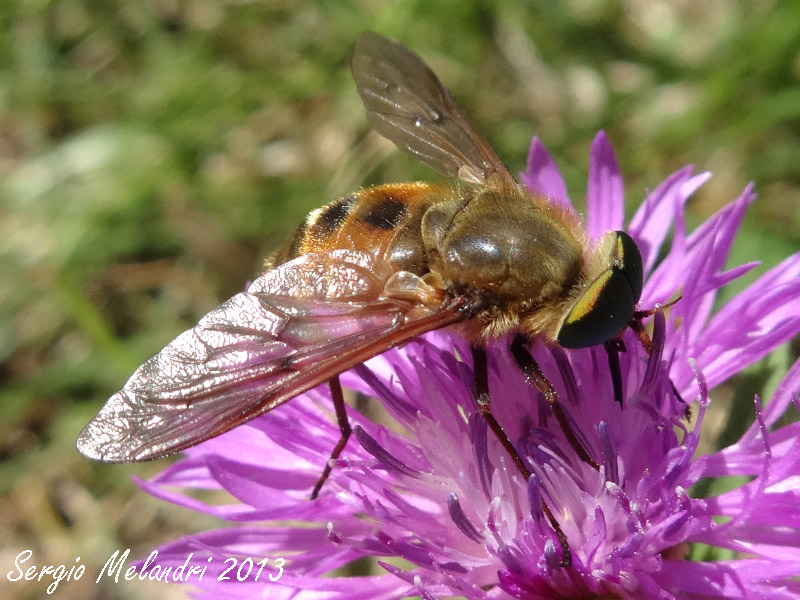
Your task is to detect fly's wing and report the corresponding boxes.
[77,250,476,462]
[352,31,515,187]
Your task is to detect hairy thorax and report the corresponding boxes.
[420,185,591,341]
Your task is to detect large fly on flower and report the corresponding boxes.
[77,32,649,566]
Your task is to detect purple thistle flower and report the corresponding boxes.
[135,132,800,599]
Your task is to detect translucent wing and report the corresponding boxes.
[352,31,515,187]
[77,250,476,462]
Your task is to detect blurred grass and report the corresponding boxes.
[1,1,799,598]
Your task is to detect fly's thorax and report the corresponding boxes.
[421,187,585,304]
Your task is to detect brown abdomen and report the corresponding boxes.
[272,182,442,275]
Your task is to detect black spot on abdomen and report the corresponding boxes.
[314,194,358,234]
[358,196,408,230]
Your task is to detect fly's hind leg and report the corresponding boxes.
[471,345,532,478]
[311,376,351,500]
[471,345,572,568]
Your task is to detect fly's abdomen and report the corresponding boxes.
[273,182,440,275]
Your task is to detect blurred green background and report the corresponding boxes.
[1,1,799,598]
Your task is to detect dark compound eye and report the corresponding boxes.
[556,231,643,349]
[615,230,643,303]
[557,268,636,348]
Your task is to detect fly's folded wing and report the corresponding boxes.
[351,31,514,187]
[77,250,475,462]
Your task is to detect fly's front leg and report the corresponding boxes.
[605,338,625,407]
[471,345,571,567]
[311,376,351,500]
[629,313,689,414]
[510,334,599,471]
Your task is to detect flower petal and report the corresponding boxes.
[521,137,572,209]
[586,131,624,237]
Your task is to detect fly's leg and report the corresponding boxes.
[628,314,654,354]
[628,313,689,415]
[311,376,351,500]
[471,345,572,568]
[605,338,625,407]
[471,346,531,477]
[510,334,600,471]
